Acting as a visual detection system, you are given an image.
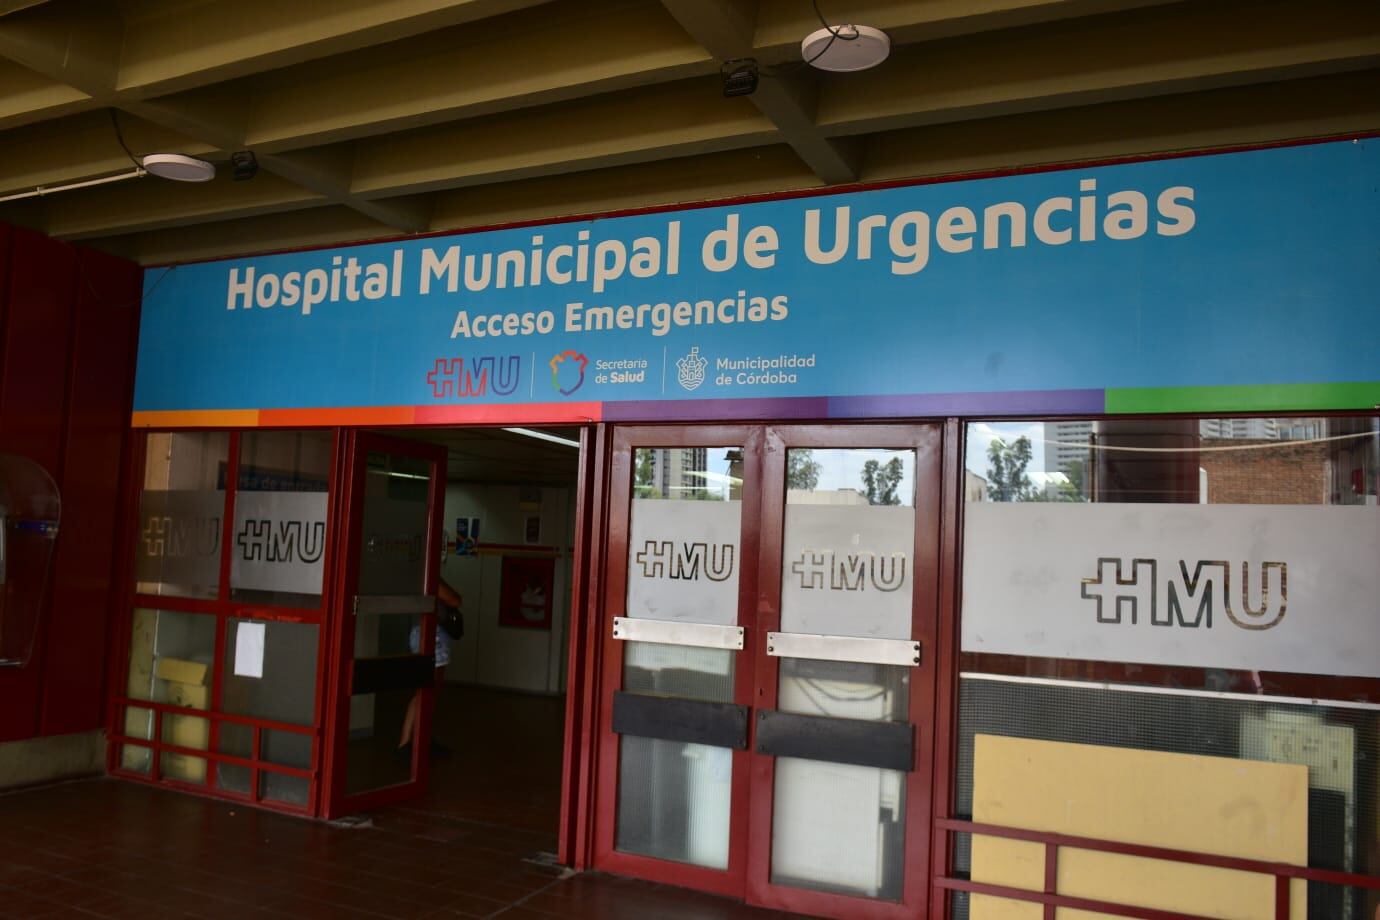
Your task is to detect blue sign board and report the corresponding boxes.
[133,138,1380,426]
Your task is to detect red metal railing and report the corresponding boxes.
[111,695,317,814]
[935,817,1380,920]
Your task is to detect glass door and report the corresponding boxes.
[746,425,941,918]
[325,432,447,817]
[592,423,942,913]
[593,426,762,896]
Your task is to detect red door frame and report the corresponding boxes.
[929,418,965,919]
[321,429,448,818]
[558,425,605,868]
[746,423,943,919]
[591,425,764,898]
[586,422,944,915]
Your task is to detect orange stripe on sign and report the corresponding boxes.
[257,406,418,427]
[413,402,601,425]
[131,409,260,428]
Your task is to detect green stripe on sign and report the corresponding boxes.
[1105,382,1380,414]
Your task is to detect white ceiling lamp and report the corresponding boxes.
[801,23,890,72]
[141,152,216,182]
[503,427,580,449]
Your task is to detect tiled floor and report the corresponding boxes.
[0,686,797,919]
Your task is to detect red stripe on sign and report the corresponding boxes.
[412,402,602,425]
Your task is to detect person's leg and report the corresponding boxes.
[398,689,421,749]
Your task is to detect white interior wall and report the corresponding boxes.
[439,483,574,694]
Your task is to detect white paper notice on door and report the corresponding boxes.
[233,621,266,679]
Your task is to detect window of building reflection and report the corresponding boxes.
[954,415,1380,919]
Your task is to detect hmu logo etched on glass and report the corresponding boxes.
[236,519,326,564]
[1080,558,1288,630]
[788,550,907,592]
[634,540,735,581]
[142,516,221,559]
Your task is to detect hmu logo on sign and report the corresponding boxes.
[634,541,735,581]
[143,516,221,559]
[1080,558,1288,630]
[790,550,906,592]
[236,519,326,564]
[426,355,522,399]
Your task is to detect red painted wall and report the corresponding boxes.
[0,223,141,742]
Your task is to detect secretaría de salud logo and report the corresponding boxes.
[549,350,589,396]
[675,347,708,391]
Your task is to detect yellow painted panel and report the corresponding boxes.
[972,735,1308,920]
[153,656,208,686]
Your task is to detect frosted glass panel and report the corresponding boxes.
[623,641,734,702]
[136,432,229,599]
[781,448,915,639]
[357,452,430,596]
[617,642,736,868]
[626,447,742,626]
[616,735,732,870]
[772,757,906,899]
[230,429,332,607]
[771,657,909,900]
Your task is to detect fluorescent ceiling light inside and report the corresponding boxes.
[503,427,580,449]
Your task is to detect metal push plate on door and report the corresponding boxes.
[766,631,920,667]
[611,616,745,650]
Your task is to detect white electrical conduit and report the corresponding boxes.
[0,167,145,204]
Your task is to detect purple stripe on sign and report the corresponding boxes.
[601,396,830,421]
[828,389,1105,418]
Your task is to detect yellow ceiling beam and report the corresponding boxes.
[820,0,1380,136]
[0,59,90,130]
[0,110,215,195]
[0,0,122,91]
[864,70,1380,181]
[237,1,712,152]
[752,0,1183,63]
[39,171,325,240]
[115,0,555,97]
[0,1,435,230]
[658,0,862,184]
[350,78,775,198]
[88,205,393,265]
[428,145,819,232]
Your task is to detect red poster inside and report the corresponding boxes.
[499,556,554,630]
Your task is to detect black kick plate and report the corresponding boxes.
[755,710,914,772]
[611,692,749,750]
[352,654,436,694]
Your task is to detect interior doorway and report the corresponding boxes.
[341,425,583,835]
